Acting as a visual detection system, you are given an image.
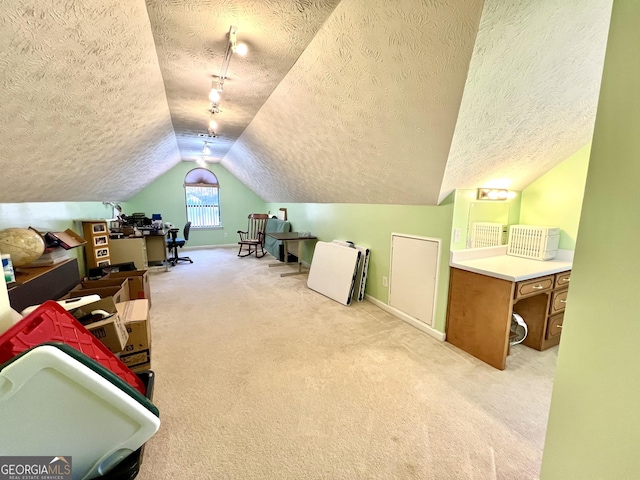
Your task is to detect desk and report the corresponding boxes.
[8,259,80,312]
[267,232,317,277]
[446,250,572,370]
[143,230,169,267]
[109,230,169,271]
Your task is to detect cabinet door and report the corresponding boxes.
[389,234,439,326]
[109,238,148,269]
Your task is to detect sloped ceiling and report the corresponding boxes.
[223,0,485,205]
[0,0,612,206]
[145,0,341,163]
[225,0,611,205]
[439,0,613,203]
[0,0,180,203]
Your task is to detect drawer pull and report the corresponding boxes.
[558,325,563,329]
[560,299,567,303]
[532,285,544,290]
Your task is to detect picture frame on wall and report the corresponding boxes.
[95,248,109,259]
[93,235,108,246]
[92,223,107,234]
[97,260,110,268]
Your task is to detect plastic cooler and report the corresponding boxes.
[98,370,156,480]
[0,344,159,480]
[0,300,145,395]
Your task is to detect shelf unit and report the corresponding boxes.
[81,220,111,271]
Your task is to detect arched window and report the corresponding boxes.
[184,168,221,228]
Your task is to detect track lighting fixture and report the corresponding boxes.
[204,25,247,144]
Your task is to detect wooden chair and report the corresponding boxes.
[237,214,269,258]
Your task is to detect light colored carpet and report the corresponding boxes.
[137,247,557,480]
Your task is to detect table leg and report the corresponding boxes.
[268,240,290,268]
[280,240,307,277]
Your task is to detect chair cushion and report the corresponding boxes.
[167,238,186,247]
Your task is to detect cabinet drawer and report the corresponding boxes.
[547,313,564,338]
[515,276,554,299]
[550,289,568,315]
[555,271,571,288]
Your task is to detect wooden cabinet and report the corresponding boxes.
[81,220,111,271]
[517,270,570,351]
[446,267,571,370]
[8,259,80,312]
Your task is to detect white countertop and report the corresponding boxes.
[450,246,573,282]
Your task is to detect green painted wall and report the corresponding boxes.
[520,144,591,250]
[122,162,266,247]
[0,202,113,231]
[266,198,454,333]
[540,1,640,478]
[0,201,115,276]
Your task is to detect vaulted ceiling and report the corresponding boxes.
[0,0,612,205]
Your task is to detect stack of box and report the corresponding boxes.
[67,277,131,304]
[105,270,152,306]
[63,270,153,370]
[116,299,151,372]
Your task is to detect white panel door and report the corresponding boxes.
[389,234,439,326]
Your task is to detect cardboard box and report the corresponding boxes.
[68,277,130,304]
[68,297,129,353]
[106,270,151,307]
[81,277,130,290]
[116,299,151,372]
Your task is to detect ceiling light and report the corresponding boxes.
[209,85,221,104]
[477,188,509,201]
[208,116,218,132]
[217,25,243,91]
[234,42,248,56]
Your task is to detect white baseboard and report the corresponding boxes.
[365,294,446,342]
[182,243,236,250]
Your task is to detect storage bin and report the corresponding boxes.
[471,222,507,248]
[0,300,145,394]
[97,370,156,480]
[507,225,560,260]
[0,344,158,479]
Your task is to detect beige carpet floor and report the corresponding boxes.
[136,247,558,480]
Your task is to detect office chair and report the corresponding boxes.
[166,222,193,266]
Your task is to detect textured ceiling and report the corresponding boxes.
[438,0,613,202]
[223,0,485,205]
[0,0,613,205]
[0,0,180,203]
[145,0,340,163]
